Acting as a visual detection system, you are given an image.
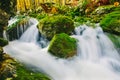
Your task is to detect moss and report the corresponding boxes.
[13,63,51,80]
[7,15,29,32]
[74,16,91,25]
[29,13,48,20]
[100,11,120,35]
[0,38,8,47]
[48,33,77,58]
[107,33,120,49]
[38,15,75,40]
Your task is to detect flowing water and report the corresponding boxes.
[4,19,120,80]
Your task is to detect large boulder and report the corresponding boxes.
[38,15,75,40]
[48,33,77,58]
[100,11,120,35]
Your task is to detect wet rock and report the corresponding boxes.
[38,15,75,40]
[48,33,77,58]
[100,11,120,35]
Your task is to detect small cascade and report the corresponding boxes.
[5,17,31,41]
[19,18,39,43]
[4,23,120,80]
[19,18,49,47]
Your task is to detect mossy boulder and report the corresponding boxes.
[0,38,8,47]
[107,33,120,52]
[38,15,75,40]
[100,11,120,35]
[90,5,120,23]
[48,33,77,58]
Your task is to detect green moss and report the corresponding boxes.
[48,33,77,58]
[38,15,75,40]
[29,13,48,20]
[7,15,29,32]
[107,33,120,49]
[13,63,51,80]
[74,16,91,26]
[0,38,8,47]
[100,11,120,35]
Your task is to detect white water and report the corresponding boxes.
[19,18,39,43]
[4,19,120,80]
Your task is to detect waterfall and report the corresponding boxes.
[4,20,120,80]
[19,18,39,43]
[5,17,31,41]
[19,18,49,47]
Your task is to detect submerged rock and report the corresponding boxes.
[100,11,120,35]
[48,33,77,58]
[38,15,75,40]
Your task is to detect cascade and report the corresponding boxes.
[4,17,31,41]
[4,19,120,80]
[19,18,49,47]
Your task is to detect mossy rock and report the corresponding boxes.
[107,33,120,52]
[38,15,75,40]
[92,5,116,15]
[12,63,51,80]
[48,33,77,58]
[0,38,8,47]
[100,11,120,35]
